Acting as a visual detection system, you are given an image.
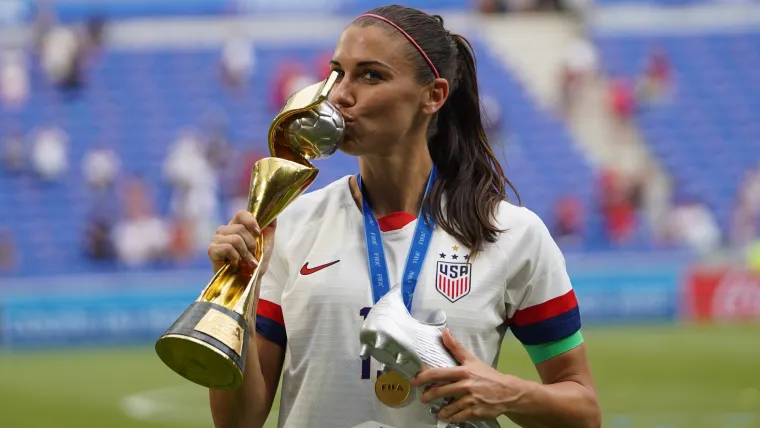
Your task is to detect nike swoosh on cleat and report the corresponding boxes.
[300,260,340,275]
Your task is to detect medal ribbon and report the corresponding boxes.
[358,166,437,311]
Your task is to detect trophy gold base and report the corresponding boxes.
[155,301,250,389]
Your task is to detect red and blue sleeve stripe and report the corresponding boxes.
[255,299,287,348]
[510,290,581,346]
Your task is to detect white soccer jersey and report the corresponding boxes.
[255,176,580,428]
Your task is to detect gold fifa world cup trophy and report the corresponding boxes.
[155,71,344,389]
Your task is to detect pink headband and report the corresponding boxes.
[359,13,440,79]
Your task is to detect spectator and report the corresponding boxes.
[477,0,508,13]
[84,16,107,50]
[0,229,17,272]
[552,195,584,246]
[163,130,220,253]
[168,217,195,262]
[563,0,594,27]
[1,48,29,109]
[201,109,231,172]
[221,35,254,89]
[730,198,758,250]
[666,194,721,255]
[730,166,760,249]
[40,26,83,91]
[608,78,636,125]
[31,0,57,53]
[83,214,114,261]
[170,180,219,251]
[206,132,230,174]
[2,130,25,174]
[558,36,598,116]
[598,169,637,245]
[82,144,120,191]
[637,47,672,104]
[163,129,210,189]
[285,73,318,103]
[30,126,68,182]
[740,166,760,215]
[610,141,648,210]
[270,61,317,112]
[112,176,169,267]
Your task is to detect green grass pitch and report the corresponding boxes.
[1,324,758,428]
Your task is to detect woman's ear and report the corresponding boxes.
[422,78,449,115]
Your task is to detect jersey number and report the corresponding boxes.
[359,307,383,380]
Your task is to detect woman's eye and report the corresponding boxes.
[362,70,381,81]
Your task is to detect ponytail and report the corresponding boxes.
[425,34,519,254]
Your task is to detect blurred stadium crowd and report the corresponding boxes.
[0,0,759,279]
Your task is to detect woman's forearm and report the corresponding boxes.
[209,334,273,428]
[505,378,601,428]
[208,273,282,428]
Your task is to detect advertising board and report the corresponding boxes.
[0,260,686,349]
[570,268,681,324]
[0,291,196,348]
[684,266,760,321]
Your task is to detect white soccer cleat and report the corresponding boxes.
[359,286,501,428]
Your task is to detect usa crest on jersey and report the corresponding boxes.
[436,250,472,302]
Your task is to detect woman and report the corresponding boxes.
[208,5,601,428]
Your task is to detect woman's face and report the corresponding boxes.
[328,25,433,157]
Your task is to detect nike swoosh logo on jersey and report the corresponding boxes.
[300,260,340,275]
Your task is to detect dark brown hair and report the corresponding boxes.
[354,5,519,253]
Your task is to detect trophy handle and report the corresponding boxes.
[268,71,340,161]
[198,233,261,311]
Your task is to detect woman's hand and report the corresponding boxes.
[412,329,525,423]
[207,210,276,275]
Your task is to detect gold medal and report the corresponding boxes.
[375,370,412,407]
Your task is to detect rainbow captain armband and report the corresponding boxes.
[510,289,583,363]
[522,331,584,364]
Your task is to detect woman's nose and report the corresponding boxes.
[328,78,355,109]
